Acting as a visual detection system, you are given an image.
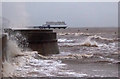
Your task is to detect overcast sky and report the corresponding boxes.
[2,2,118,28]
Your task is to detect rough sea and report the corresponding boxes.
[3,28,119,77]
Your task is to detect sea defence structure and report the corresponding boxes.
[0,34,2,77]
[0,34,7,77]
[4,28,59,56]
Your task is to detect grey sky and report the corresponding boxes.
[2,2,118,27]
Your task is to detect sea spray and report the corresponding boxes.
[6,40,23,61]
[2,39,24,77]
[80,35,115,47]
[2,32,29,77]
[58,36,99,47]
[2,60,15,77]
[58,35,116,47]
[5,29,29,50]
[2,35,87,77]
[90,35,117,43]
[81,36,98,47]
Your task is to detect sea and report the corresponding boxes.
[3,27,119,77]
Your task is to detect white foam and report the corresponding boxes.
[58,32,90,36]
[58,38,75,43]
[59,52,71,55]
[90,35,115,42]
[81,37,98,47]
[2,60,16,77]
[4,48,87,77]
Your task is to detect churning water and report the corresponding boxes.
[3,28,119,77]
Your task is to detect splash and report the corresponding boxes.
[6,40,24,61]
[58,32,90,36]
[58,37,99,47]
[80,35,117,47]
[2,37,87,77]
[2,32,29,77]
[90,35,117,43]
[81,36,98,47]
[2,39,25,77]
[35,53,93,60]
[9,32,29,49]
[2,61,16,77]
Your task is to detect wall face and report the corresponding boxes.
[0,35,2,78]
[0,34,7,78]
[5,29,59,56]
[118,2,120,78]
[119,2,120,29]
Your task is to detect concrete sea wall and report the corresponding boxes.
[0,34,2,78]
[5,29,59,55]
[0,34,7,78]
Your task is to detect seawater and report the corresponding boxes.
[3,28,119,77]
[3,33,87,77]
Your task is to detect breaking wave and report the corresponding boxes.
[3,39,87,77]
[58,37,99,47]
[82,35,118,46]
[58,38,75,43]
[36,53,93,60]
[58,35,118,47]
[3,40,24,77]
[80,36,98,47]
[14,52,87,77]
[36,52,120,64]
[58,32,90,36]
[90,35,117,43]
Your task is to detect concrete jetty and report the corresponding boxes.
[4,28,59,55]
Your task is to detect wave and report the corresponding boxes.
[81,35,118,47]
[94,56,120,64]
[36,53,120,64]
[58,38,75,43]
[8,51,88,77]
[80,37,98,47]
[36,53,94,60]
[3,40,87,77]
[3,40,118,77]
[59,37,99,47]
[36,52,120,64]
[3,40,25,77]
[58,33,90,36]
[90,35,117,43]
[59,35,118,47]
[3,61,16,77]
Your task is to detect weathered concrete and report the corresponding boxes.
[0,34,7,78]
[2,34,7,62]
[27,32,59,55]
[0,34,2,78]
[5,28,59,55]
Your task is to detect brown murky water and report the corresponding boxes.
[54,27,119,77]
[3,27,119,77]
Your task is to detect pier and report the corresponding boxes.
[30,21,67,29]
